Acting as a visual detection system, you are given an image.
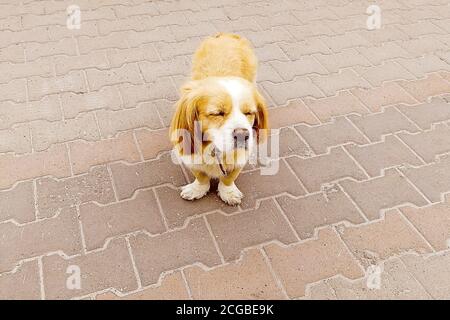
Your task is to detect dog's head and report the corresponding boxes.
[170,76,268,163]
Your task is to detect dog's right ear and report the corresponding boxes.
[170,81,201,154]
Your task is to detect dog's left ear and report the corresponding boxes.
[253,88,269,143]
[169,81,201,154]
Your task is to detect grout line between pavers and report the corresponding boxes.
[106,164,119,202]
[395,167,434,205]
[397,208,436,253]
[260,247,290,299]
[65,143,75,176]
[126,236,143,289]
[337,183,370,223]
[76,206,88,255]
[345,114,372,143]
[32,179,39,221]
[152,188,170,231]
[394,104,424,132]
[397,256,435,299]
[132,130,145,162]
[281,157,309,194]
[331,225,367,274]
[395,133,428,165]
[272,196,302,242]
[180,269,194,300]
[341,145,371,179]
[38,257,46,300]
[203,215,226,265]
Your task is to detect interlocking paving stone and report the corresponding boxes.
[134,128,172,160]
[264,228,364,298]
[80,189,166,250]
[155,185,237,228]
[401,252,450,299]
[340,168,428,220]
[397,73,450,102]
[36,166,115,218]
[42,238,137,300]
[398,123,450,163]
[397,99,450,130]
[27,71,87,101]
[0,144,71,190]
[184,249,286,299]
[0,261,41,300]
[273,127,312,158]
[286,147,367,193]
[277,187,364,239]
[295,117,368,155]
[348,107,419,142]
[268,100,319,128]
[337,210,433,267]
[96,102,164,138]
[53,52,110,76]
[345,135,423,177]
[0,207,82,273]
[306,257,431,300]
[207,199,298,261]
[0,124,31,154]
[399,154,450,203]
[68,132,141,174]
[96,271,189,300]
[0,95,62,130]
[109,154,186,200]
[262,77,324,105]
[86,63,143,91]
[354,61,415,87]
[401,197,450,251]
[398,55,450,78]
[118,79,178,108]
[279,39,331,59]
[314,48,371,73]
[356,42,410,65]
[270,57,328,81]
[60,87,122,119]
[237,160,306,209]
[0,181,35,224]
[350,82,417,112]
[30,113,100,152]
[310,69,371,96]
[303,91,369,121]
[107,45,161,67]
[139,56,191,82]
[129,218,222,286]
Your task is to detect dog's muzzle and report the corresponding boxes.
[232,128,250,149]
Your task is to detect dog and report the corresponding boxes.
[169,33,268,205]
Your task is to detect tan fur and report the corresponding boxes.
[169,33,269,204]
[191,33,258,82]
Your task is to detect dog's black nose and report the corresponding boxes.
[233,128,250,148]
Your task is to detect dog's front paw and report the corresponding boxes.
[218,182,243,205]
[180,180,210,201]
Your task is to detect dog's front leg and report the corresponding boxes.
[218,168,243,205]
[180,170,211,201]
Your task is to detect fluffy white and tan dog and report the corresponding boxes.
[170,33,268,205]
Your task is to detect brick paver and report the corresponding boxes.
[1,0,450,300]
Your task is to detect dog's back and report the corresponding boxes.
[191,33,257,82]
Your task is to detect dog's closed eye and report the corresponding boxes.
[209,110,225,116]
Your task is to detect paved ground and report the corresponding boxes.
[1,0,450,300]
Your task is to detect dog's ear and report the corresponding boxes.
[170,81,201,154]
[253,88,269,143]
